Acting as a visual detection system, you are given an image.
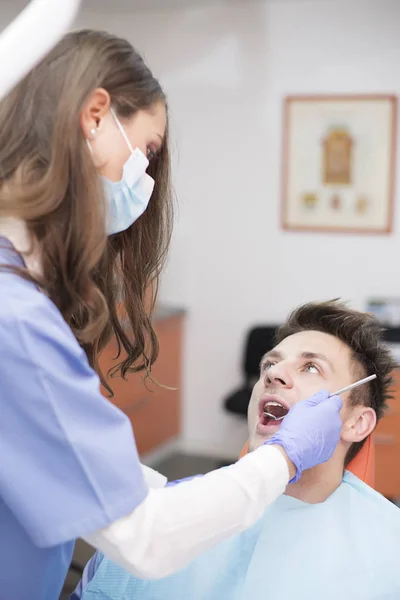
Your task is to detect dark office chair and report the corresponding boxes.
[69,561,84,576]
[224,326,279,417]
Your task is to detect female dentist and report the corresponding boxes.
[0,27,343,600]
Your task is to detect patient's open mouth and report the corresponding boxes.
[259,399,289,428]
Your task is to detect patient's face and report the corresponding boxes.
[248,330,355,450]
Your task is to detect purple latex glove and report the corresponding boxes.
[264,390,343,482]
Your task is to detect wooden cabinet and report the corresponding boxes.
[375,369,400,498]
[98,312,184,456]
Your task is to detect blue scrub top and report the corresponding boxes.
[0,239,148,600]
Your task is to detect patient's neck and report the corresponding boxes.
[285,454,344,504]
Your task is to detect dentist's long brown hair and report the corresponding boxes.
[0,30,173,394]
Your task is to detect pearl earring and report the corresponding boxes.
[90,127,96,139]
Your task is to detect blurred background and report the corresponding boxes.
[2,0,399,595]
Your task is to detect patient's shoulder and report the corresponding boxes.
[72,553,105,599]
[343,471,400,518]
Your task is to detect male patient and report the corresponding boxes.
[75,300,400,600]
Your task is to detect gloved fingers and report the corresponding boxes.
[301,389,330,407]
[324,394,343,412]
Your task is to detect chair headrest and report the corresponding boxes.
[243,327,278,378]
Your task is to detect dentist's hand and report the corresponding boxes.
[264,390,343,482]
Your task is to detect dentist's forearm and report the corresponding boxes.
[84,445,289,579]
[271,445,297,480]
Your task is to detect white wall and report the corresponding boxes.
[81,0,400,458]
[5,0,399,458]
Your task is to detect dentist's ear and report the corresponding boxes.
[341,406,377,443]
[80,88,111,139]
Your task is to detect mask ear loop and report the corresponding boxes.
[110,107,135,154]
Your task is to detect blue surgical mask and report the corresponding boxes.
[88,107,155,236]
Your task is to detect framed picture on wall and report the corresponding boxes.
[281,94,397,234]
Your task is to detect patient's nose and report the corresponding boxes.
[264,363,293,389]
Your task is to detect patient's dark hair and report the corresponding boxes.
[275,299,396,465]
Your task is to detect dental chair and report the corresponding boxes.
[239,435,376,487]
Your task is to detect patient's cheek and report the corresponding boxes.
[247,384,261,425]
[253,379,263,396]
[339,398,352,421]
[248,398,258,424]
[249,381,262,409]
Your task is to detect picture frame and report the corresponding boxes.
[281,94,397,234]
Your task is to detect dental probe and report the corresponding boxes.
[264,374,377,421]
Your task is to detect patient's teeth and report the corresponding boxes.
[263,401,288,420]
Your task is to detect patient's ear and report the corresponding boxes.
[341,406,377,443]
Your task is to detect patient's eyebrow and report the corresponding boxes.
[300,351,335,373]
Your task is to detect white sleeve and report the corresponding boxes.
[139,464,168,490]
[83,445,289,579]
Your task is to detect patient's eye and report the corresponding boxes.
[261,360,274,372]
[304,362,319,374]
